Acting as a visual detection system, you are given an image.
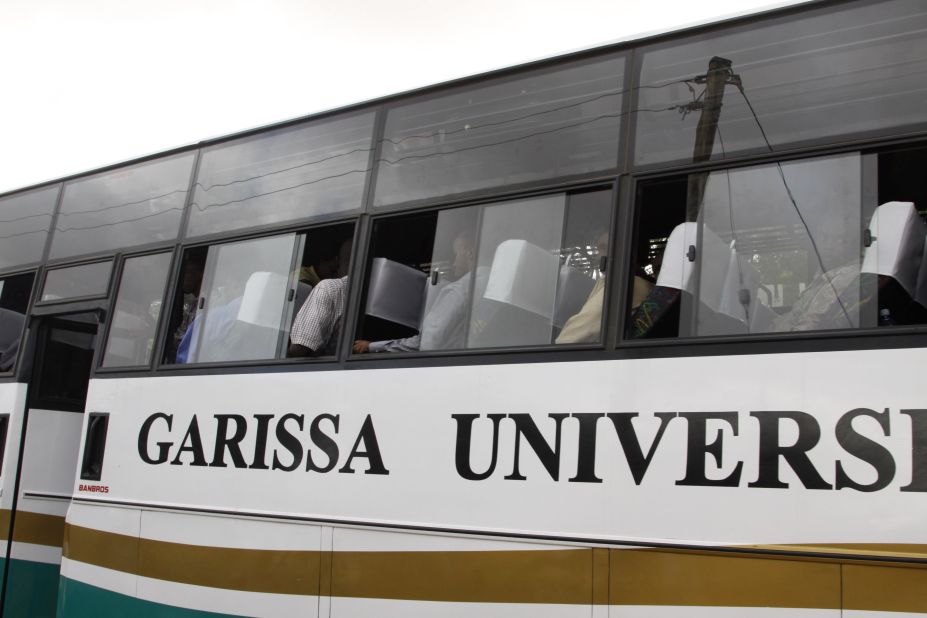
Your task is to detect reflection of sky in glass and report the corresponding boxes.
[635,0,927,166]
[102,252,172,367]
[188,113,375,238]
[0,185,59,270]
[690,153,862,334]
[50,153,195,259]
[701,154,861,271]
[193,234,296,363]
[375,54,624,206]
[42,260,113,301]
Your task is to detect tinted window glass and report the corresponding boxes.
[627,151,927,339]
[41,261,112,302]
[0,272,35,372]
[634,0,927,167]
[374,55,625,207]
[355,188,612,352]
[0,186,59,270]
[187,113,375,237]
[101,252,172,367]
[165,224,354,364]
[31,314,97,412]
[50,153,195,259]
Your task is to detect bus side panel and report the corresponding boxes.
[843,564,927,617]
[608,549,841,617]
[58,502,140,618]
[60,505,322,617]
[329,527,595,617]
[4,408,83,618]
[0,383,28,612]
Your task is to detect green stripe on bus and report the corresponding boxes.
[2,558,59,618]
[56,577,245,618]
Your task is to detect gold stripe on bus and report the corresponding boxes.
[331,548,594,604]
[63,524,927,610]
[740,543,927,560]
[592,547,608,605]
[65,524,322,596]
[0,509,10,540]
[7,511,66,548]
[610,550,841,609]
[64,523,138,574]
[844,563,927,613]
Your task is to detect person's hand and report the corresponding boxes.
[353,340,370,353]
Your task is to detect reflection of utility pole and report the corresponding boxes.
[685,56,739,221]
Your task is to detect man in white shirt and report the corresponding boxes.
[353,230,477,353]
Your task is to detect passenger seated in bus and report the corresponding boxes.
[167,257,204,362]
[287,239,352,357]
[353,230,477,353]
[176,272,246,363]
[771,223,874,332]
[556,232,607,344]
[772,263,866,331]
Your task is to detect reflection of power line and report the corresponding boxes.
[379,111,624,166]
[734,81,853,328]
[382,89,624,146]
[2,79,692,229]
[0,189,188,227]
[190,169,367,211]
[0,211,53,224]
[58,189,188,216]
[1,81,692,239]
[52,207,183,234]
[0,228,50,241]
[2,101,681,241]
[194,109,631,212]
[194,147,374,193]
[192,87,634,194]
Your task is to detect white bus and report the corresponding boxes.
[1,0,926,616]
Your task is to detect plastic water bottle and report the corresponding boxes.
[878,308,897,327]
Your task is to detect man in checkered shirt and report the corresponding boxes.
[288,240,351,357]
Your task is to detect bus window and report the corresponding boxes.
[49,153,195,260]
[164,223,355,365]
[29,314,98,412]
[0,185,59,271]
[354,188,612,353]
[41,260,113,303]
[627,150,927,339]
[0,272,35,372]
[373,54,625,207]
[101,252,173,368]
[634,0,927,168]
[186,113,374,238]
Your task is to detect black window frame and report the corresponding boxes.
[370,49,631,212]
[0,268,40,379]
[36,258,115,307]
[182,107,378,241]
[617,137,927,348]
[95,248,177,373]
[155,215,362,372]
[348,179,621,361]
[627,0,927,173]
[28,313,100,413]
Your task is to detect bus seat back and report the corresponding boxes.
[862,201,925,299]
[365,257,428,330]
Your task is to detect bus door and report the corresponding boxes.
[1,312,98,618]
